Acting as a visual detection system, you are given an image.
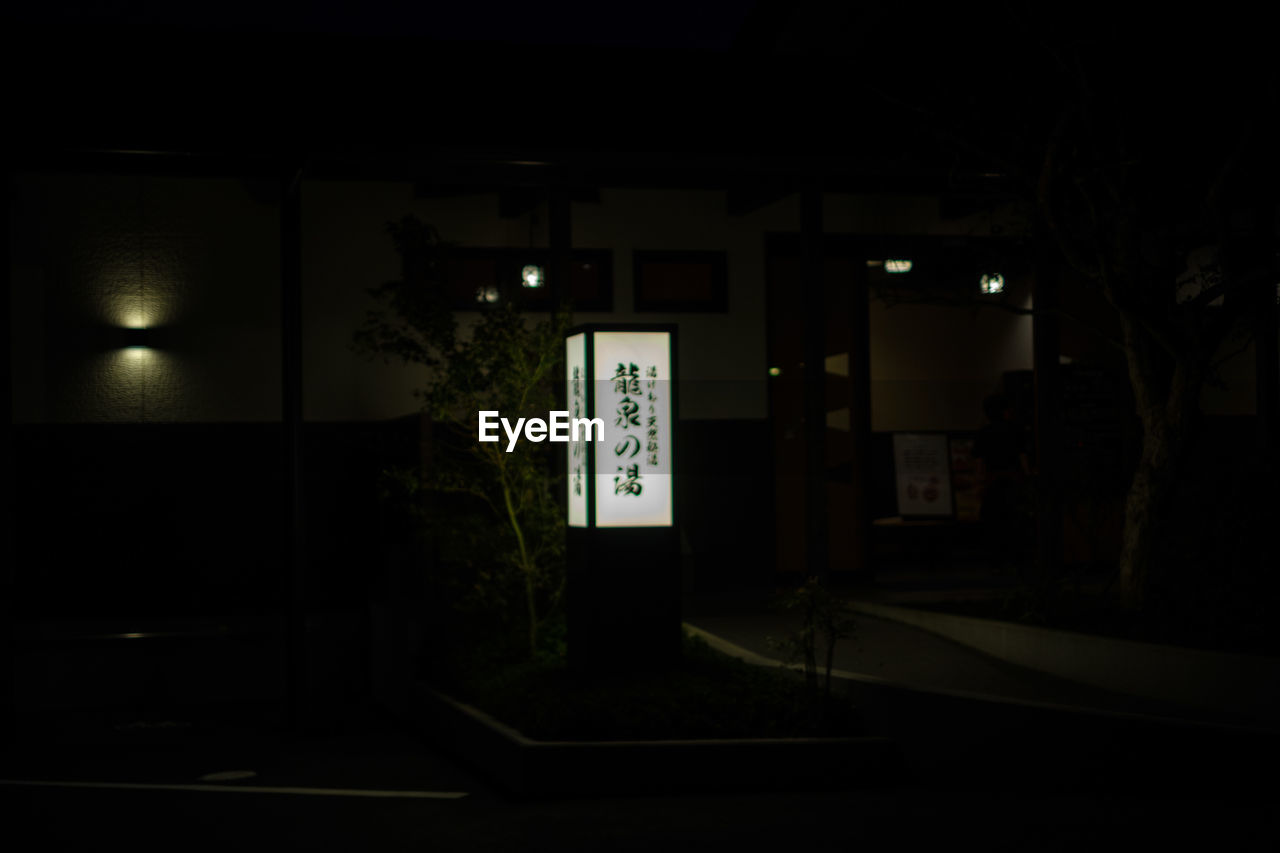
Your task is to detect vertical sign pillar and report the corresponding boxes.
[565,325,680,673]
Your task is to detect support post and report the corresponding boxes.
[802,187,827,581]
[1032,249,1063,591]
[850,256,873,579]
[549,184,570,313]
[281,165,307,730]
[1,172,14,742]
[1254,212,1279,452]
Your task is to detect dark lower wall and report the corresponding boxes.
[676,419,775,589]
[10,416,783,620]
[22,410,1213,616]
[10,418,423,621]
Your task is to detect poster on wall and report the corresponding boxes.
[892,433,954,518]
[948,435,981,522]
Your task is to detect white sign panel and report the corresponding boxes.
[566,333,588,527]
[592,331,673,527]
[892,433,953,517]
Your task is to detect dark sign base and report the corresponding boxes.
[567,526,682,675]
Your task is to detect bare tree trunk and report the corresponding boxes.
[1117,419,1172,609]
[1117,318,1200,609]
[501,478,538,658]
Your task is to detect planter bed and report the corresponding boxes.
[406,634,898,797]
[410,682,899,798]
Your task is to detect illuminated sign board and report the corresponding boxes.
[565,326,675,528]
[566,332,588,527]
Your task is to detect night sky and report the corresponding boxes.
[5,1,758,45]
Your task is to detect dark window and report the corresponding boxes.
[633,250,727,312]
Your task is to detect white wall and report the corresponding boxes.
[573,188,798,420]
[868,284,1035,432]
[8,176,1066,432]
[11,173,281,423]
[826,193,1035,432]
[303,183,799,421]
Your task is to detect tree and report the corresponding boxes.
[355,216,570,661]
[862,12,1278,611]
[1028,44,1276,611]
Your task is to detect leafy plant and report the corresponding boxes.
[355,215,570,662]
[768,578,858,706]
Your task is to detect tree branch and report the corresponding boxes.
[1124,307,1182,364]
[1209,328,1256,374]
[860,82,1029,188]
[1039,107,1103,281]
[1183,266,1271,315]
[1203,129,1253,217]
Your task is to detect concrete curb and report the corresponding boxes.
[407,624,1280,796]
[684,623,1280,792]
[409,681,900,798]
[848,600,1280,726]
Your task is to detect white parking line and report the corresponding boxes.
[0,779,468,799]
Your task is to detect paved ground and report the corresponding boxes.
[3,705,1277,850]
[685,606,1265,727]
[4,566,1278,848]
